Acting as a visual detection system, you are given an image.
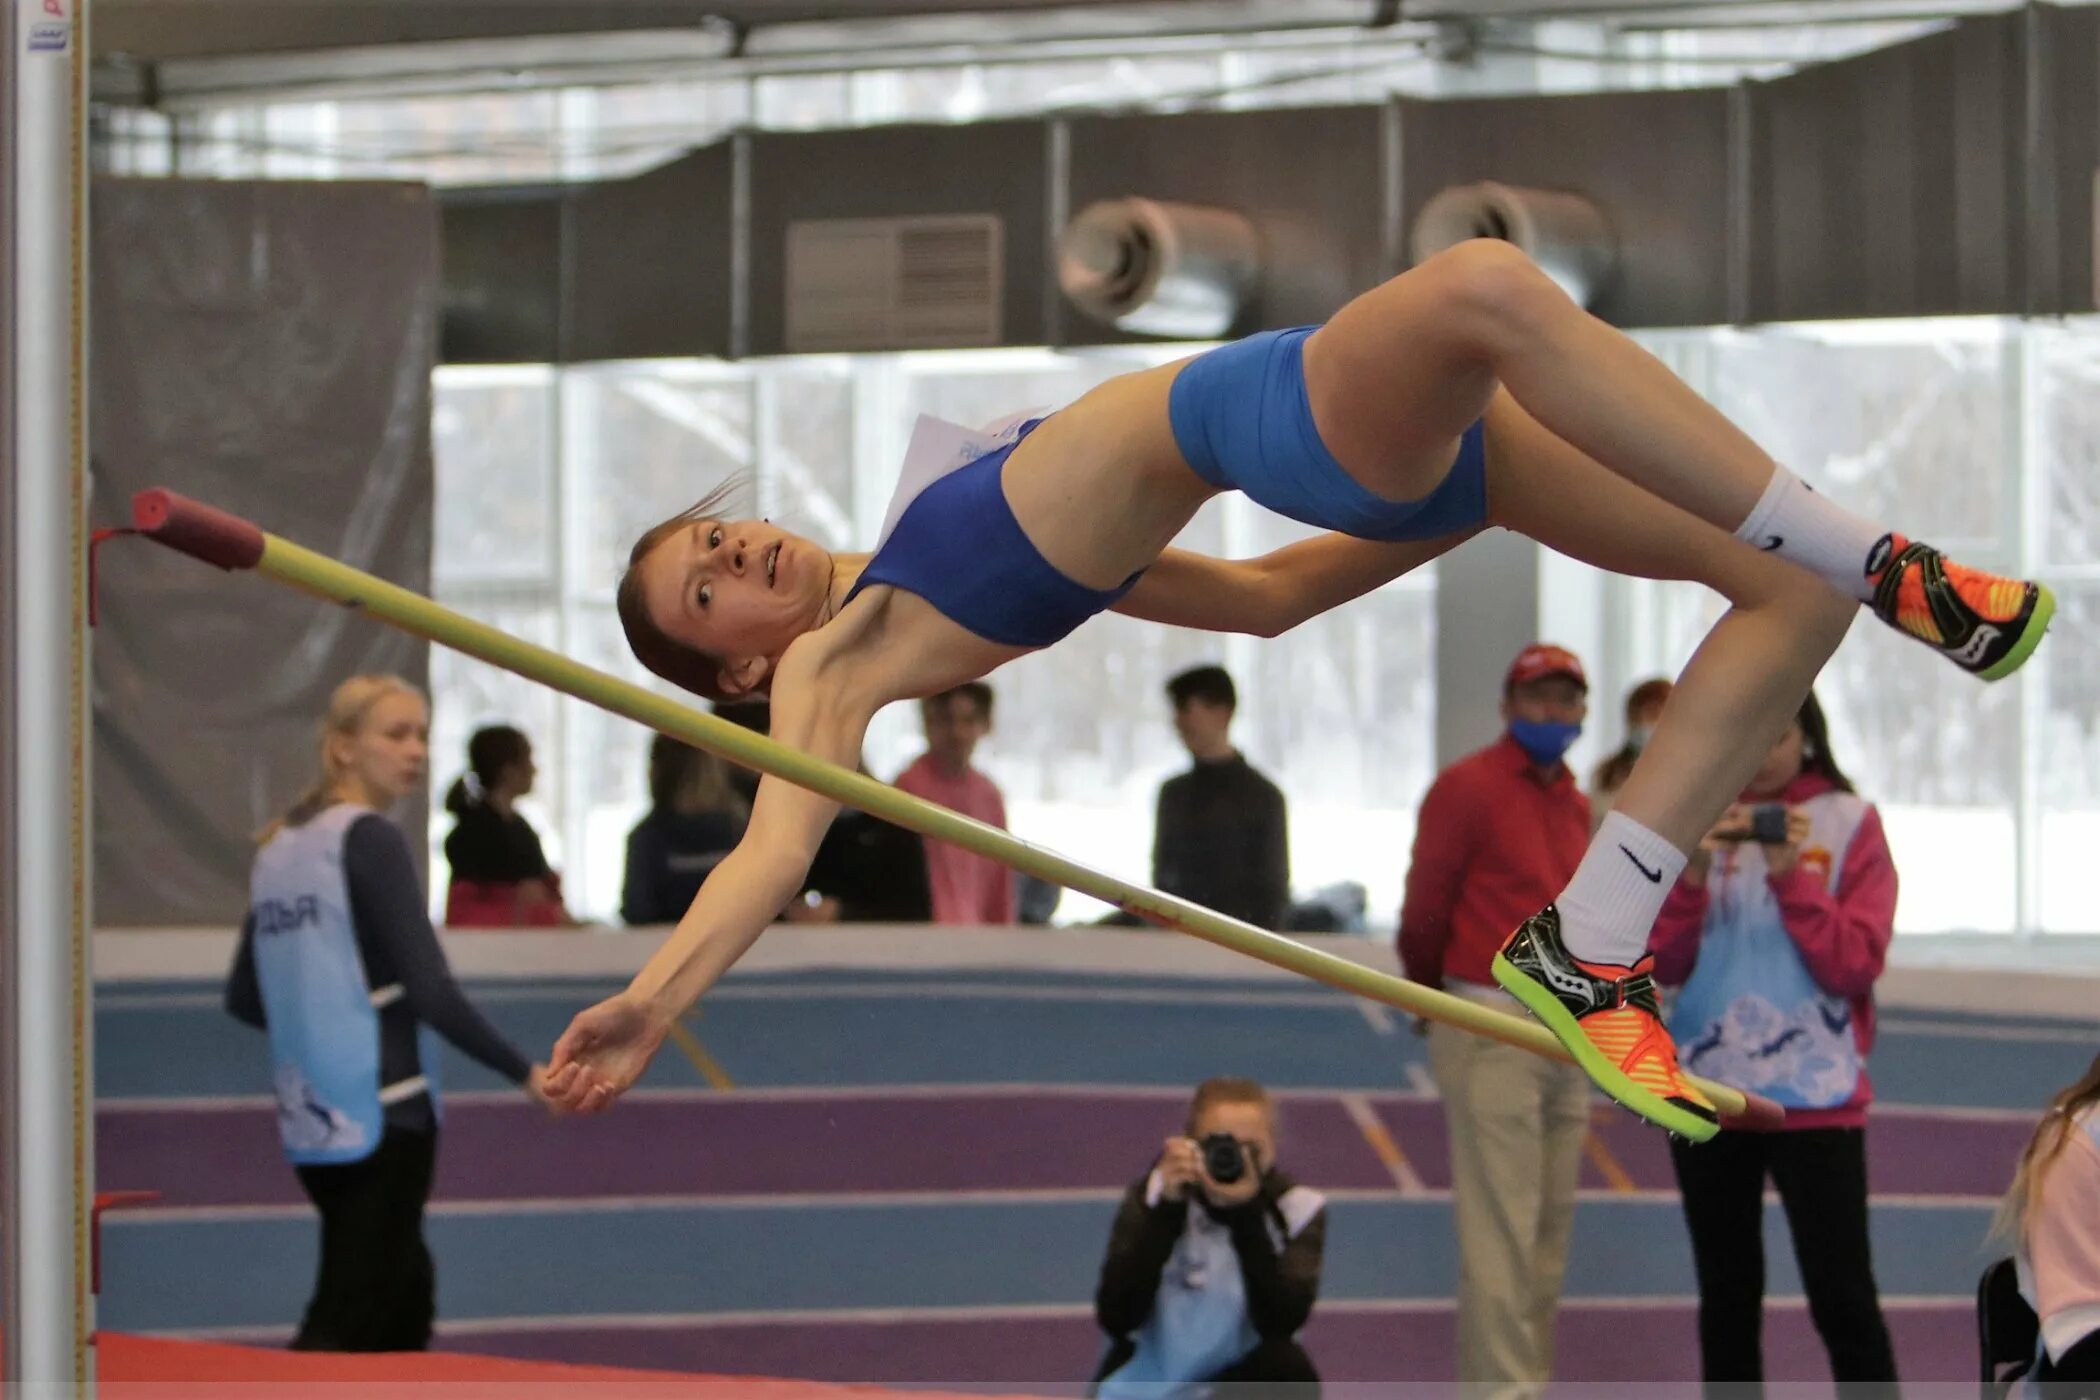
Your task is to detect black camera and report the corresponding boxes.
[1198,1132,1249,1185]
[1717,802,1790,844]
[1749,803,1790,844]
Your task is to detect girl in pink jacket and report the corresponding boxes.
[1648,690,1899,1392]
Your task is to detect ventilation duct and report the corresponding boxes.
[1410,181,1617,309]
[1056,197,1261,340]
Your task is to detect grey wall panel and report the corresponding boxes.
[1061,106,1387,344]
[1748,12,2026,322]
[744,121,1047,354]
[568,143,735,361]
[2038,2,2099,315]
[92,179,434,924]
[1397,88,1733,329]
[440,189,563,364]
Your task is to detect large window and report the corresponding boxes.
[432,319,2099,937]
[2029,323,2100,936]
[1616,319,2094,937]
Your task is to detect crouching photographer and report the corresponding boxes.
[1092,1077,1326,1398]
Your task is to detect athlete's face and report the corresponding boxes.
[636,518,831,695]
[336,692,429,806]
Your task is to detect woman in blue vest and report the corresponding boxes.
[226,674,549,1352]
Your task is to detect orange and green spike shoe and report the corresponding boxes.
[1867,534,2053,682]
[1492,905,1719,1143]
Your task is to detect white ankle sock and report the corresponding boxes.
[1733,466,1892,604]
[1555,812,1687,966]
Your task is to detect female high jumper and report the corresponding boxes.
[544,239,2050,1142]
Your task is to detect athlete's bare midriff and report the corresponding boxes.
[997,358,1215,592]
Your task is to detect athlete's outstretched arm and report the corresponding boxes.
[544,637,878,1113]
[1114,528,1477,636]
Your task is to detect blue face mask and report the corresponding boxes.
[1509,718,1582,766]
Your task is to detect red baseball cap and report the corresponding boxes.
[1505,643,1587,691]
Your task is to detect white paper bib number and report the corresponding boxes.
[875,410,1043,548]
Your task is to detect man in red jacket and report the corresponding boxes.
[1399,643,1594,1394]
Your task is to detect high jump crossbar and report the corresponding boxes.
[124,486,1780,1129]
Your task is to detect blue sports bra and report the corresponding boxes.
[844,420,1143,648]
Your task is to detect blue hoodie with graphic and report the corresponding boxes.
[1647,771,1897,1131]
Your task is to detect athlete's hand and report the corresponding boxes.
[545,991,672,1115]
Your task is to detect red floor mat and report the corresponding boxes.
[95,1333,1042,1397]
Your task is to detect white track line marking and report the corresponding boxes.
[96,1081,2048,1127]
[1340,1092,1426,1193]
[107,1184,2002,1226]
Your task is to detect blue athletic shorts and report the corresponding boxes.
[1166,326,1489,542]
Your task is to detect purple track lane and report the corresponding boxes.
[100,1090,2033,1208]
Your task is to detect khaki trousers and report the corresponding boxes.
[1428,1018,1593,1396]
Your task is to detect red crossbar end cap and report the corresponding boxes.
[131,489,266,571]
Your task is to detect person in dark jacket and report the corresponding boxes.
[226,675,550,1353]
[1092,1077,1325,1397]
[621,734,748,926]
[1152,666,1290,931]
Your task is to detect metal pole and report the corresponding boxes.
[4,0,94,1387]
[0,0,14,1370]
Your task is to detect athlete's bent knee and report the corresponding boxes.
[1411,238,1569,354]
